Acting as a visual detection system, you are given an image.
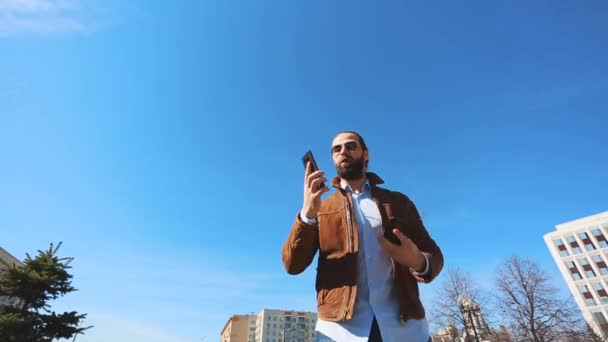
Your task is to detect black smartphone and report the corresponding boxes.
[384,217,402,246]
[301,150,326,189]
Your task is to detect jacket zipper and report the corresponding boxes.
[345,197,354,253]
[342,196,354,320]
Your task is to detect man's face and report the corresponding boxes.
[331,133,368,180]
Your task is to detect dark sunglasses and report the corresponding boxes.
[331,141,359,154]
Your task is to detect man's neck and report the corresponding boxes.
[342,175,367,194]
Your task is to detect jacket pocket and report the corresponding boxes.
[318,209,347,257]
[317,287,344,321]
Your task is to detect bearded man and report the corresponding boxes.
[282,131,444,342]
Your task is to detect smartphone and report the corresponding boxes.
[301,150,326,189]
[385,217,403,246]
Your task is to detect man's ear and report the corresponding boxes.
[364,150,369,164]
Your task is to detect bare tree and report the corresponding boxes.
[432,267,492,342]
[494,256,586,342]
[584,323,606,342]
[494,325,512,342]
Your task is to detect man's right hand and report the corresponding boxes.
[301,161,329,220]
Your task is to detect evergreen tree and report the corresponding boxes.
[0,242,90,342]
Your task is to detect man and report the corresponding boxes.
[282,131,443,342]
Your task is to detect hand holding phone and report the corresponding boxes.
[384,217,403,246]
[301,150,326,189]
[300,150,329,219]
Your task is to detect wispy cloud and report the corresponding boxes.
[0,0,99,36]
[69,252,302,340]
[63,312,196,342]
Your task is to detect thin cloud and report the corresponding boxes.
[0,0,98,36]
[62,312,194,342]
[0,0,75,12]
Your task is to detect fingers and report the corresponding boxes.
[394,229,413,246]
[312,185,330,198]
[393,229,408,244]
[378,231,423,269]
[310,176,327,190]
[304,162,316,184]
[306,170,325,188]
[394,229,420,252]
[304,161,312,180]
[377,230,417,252]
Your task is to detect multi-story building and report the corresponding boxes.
[460,298,492,341]
[221,315,257,342]
[543,211,608,338]
[221,309,317,342]
[431,298,492,342]
[431,323,458,342]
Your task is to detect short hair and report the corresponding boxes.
[333,131,369,167]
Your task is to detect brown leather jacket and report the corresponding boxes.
[281,172,443,323]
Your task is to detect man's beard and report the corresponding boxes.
[336,156,365,180]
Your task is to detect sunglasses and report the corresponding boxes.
[331,141,359,154]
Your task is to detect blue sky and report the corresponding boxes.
[1,1,607,341]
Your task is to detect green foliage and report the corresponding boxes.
[0,242,91,342]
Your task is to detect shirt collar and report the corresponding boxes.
[340,178,371,194]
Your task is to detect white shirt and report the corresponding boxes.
[303,180,429,342]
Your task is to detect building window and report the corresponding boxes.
[567,235,582,254]
[578,257,597,278]
[592,283,608,304]
[579,284,596,306]
[553,238,569,256]
[566,261,583,280]
[580,232,596,251]
[592,255,608,275]
[592,228,608,248]
[593,312,608,334]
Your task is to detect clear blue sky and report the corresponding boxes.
[1,1,607,341]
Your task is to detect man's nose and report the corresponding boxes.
[339,147,350,157]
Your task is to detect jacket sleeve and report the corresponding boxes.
[281,212,320,275]
[402,195,444,283]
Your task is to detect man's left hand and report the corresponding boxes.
[377,229,426,272]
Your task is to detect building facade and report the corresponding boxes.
[0,247,21,268]
[221,309,317,342]
[460,298,492,341]
[221,315,256,342]
[544,211,608,338]
[0,246,23,308]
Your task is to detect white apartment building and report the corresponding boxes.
[543,211,608,338]
[221,309,317,342]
